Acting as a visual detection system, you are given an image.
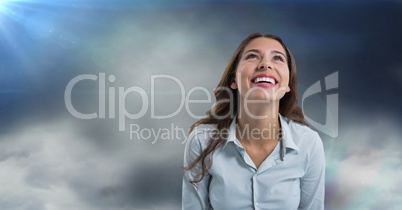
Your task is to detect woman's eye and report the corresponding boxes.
[245,53,259,60]
[273,55,285,62]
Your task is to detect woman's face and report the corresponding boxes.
[231,37,290,104]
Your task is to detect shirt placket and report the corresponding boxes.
[252,173,259,209]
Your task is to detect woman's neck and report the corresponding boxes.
[236,100,281,143]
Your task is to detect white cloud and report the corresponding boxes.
[325,113,402,210]
[0,118,183,209]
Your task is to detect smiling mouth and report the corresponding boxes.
[252,77,277,85]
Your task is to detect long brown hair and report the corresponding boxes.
[184,32,307,183]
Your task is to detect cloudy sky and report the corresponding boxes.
[1,0,401,209]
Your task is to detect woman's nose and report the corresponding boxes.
[257,58,272,70]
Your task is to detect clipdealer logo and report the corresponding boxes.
[64,71,339,141]
[301,71,339,138]
[64,73,215,132]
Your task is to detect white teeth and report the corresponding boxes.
[254,77,276,84]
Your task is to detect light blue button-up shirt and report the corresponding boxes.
[182,115,325,210]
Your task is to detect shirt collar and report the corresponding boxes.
[221,114,300,153]
[279,114,300,153]
[221,117,238,150]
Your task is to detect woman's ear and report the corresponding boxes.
[286,86,290,92]
[231,80,237,89]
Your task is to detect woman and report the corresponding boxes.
[182,33,325,210]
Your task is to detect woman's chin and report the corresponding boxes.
[242,93,280,104]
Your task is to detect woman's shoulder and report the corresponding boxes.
[185,123,217,149]
[284,117,323,149]
[288,119,318,136]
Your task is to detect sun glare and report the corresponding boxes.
[0,0,7,13]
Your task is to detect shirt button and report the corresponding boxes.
[255,202,259,206]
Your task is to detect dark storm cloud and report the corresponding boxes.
[0,0,401,209]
